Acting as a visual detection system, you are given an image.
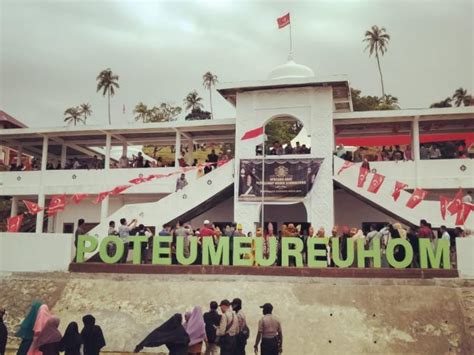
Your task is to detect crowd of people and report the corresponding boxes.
[261,141,311,156]
[1,299,283,355]
[77,216,471,268]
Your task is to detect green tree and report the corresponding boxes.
[452,87,471,107]
[185,108,211,120]
[430,97,452,108]
[264,119,302,146]
[79,103,92,124]
[363,25,390,97]
[63,107,83,126]
[351,89,399,111]
[202,71,218,118]
[96,68,120,125]
[184,90,204,112]
[149,103,182,122]
[133,102,149,122]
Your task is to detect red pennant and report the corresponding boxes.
[93,191,111,204]
[392,181,408,201]
[277,13,290,29]
[47,195,66,216]
[357,167,369,188]
[22,200,43,215]
[71,194,89,204]
[337,161,355,175]
[447,189,463,215]
[455,203,472,226]
[7,214,24,232]
[406,188,428,209]
[367,173,385,194]
[110,185,132,195]
[439,195,450,220]
[129,176,147,185]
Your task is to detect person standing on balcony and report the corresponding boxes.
[207,149,219,170]
[176,173,188,191]
[462,191,472,204]
[118,218,137,264]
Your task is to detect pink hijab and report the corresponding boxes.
[36,317,62,348]
[183,306,206,346]
[28,304,53,355]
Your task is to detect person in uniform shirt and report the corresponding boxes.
[215,300,238,355]
[231,298,247,355]
[254,303,282,355]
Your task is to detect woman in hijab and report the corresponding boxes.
[16,301,43,355]
[28,304,53,355]
[81,315,106,355]
[134,313,190,355]
[183,307,206,355]
[37,317,62,355]
[59,322,82,355]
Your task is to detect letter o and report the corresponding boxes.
[386,239,413,269]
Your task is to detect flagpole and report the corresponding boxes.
[261,134,265,233]
[289,22,293,59]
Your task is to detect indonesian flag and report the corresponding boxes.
[439,195,450,220]
[367,173,385,194]
[23,200,43,215]
[447,189,463,215]
[337,161,354,175]
[392,181,408,201]
[357,167,369,188]
[71,193,89,204]
[241,126,264,140]
[406,188,428,209]
[277,13,290,29]
[47,195,66,216]
[7,214,23,232]
[144,174,158,181]
[455,203,472,226]
[110,185,132,195]
[129,176,147,185]
[93,191,111,204]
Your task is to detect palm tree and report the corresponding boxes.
[133,102,149,122]
[452,87,471,107]
[430,97,452,108]
[202,72,218,118]
[79,103,92,124]
[184,90,204,112]
[363,25,390,97]
[96,68,119,125]
[63,107,83,126]
[381,94,400,109]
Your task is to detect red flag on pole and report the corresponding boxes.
[93,191,111,204]
[357,167,369,188]
[71,194,89,204]
[367,173,385,194]
[7,214,24,232]
[47,195,66,216]
[406,188,428,209]
[447,189,463,215]
[392,181,408,201]
[241,126,264,141]
[110,185,132,195]
[337,160,354,175]
[277,13,290,29]
[439,195,450,220]
[22,200,43,215]
[455,203,472,225]
[129,177,147,185]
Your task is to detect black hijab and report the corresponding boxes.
[81,315,106,354]
[59,322,82,352]
[134,314,190,352]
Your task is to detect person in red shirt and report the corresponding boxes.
[199,220,215,239]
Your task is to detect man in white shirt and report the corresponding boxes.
[462,191,472,204]
[439,225,451,242]
[216,299,238,355]
[118,217,137,263]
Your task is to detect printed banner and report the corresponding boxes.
[238,158,323,202]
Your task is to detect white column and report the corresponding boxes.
[122,143,128,157]
[10,196,18,217]
[60,144,67,168]
[100,196,109,223]
[35,193,45,233]
[412,116,420,188]
[41,136,49,171]
[16,145,23,167]
[105,133,111,170]
[175,130,181,167]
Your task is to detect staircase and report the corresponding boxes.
[333,156,473,229]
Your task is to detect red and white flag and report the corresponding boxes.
[455,202,473,226]
[357,167,369,188]
[47,195,66,216]
[439,195,450,220]
[71,193,89,204]
[447,189,463,215]
[7,214,24,232]
[22,200,43,215]
[277,13,290,29]
[337,161,354,175]
[110,185,132,195]
[406,188,428,209]
[241,126,264,141]
[392,181,408,201]
[367,173,385,194]
[93,191,111,204]
[129,176,147,185]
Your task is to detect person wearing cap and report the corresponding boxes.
[0,307,7,355]
[254,303,282,355]
[231,298,248,355]
[215,300,238,355]
[200,220,215,239]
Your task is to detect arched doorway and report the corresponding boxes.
[258,202,308,235]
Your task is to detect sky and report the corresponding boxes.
[0,0,473,128]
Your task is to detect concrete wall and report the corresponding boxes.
[456,237,474,278]
[0,233,73,272]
